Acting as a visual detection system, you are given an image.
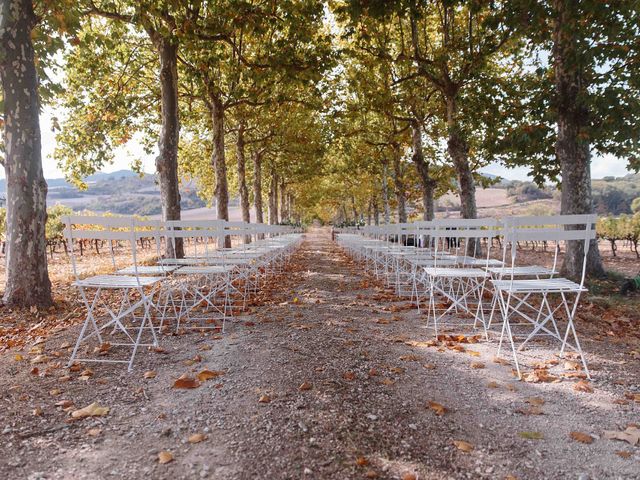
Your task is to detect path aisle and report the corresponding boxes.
[1,228,637,480]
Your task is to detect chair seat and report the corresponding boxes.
[491,278,586,293]
[424,267,489,278]
[173,266,234,275]
[487,265,556,276]
[75,275,163,288]
[117,266,180,275]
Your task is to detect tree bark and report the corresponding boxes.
[268,170,278,225]
[446,96,476,220]
[0,0,52,308]
[381,163,391,224]
[207,89,230,247]
[553,0,605,279]
[252,150,264,224]
[279,178,288,223]
[411,120,435,221]
[154,37,183,257]
[373,197,380,225]
[235,119,251,243]
[391,145,407,223]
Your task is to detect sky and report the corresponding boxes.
[8,105,636,184]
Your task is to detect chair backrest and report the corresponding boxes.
[501,214,597,286]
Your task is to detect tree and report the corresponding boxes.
[0,0,54,307]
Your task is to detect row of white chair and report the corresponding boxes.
[336,215,597,379]
[64,216,303,370]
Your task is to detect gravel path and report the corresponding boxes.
[1,228,638,479]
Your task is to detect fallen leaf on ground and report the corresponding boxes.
[427,401,448,416]
[615,451,631,459]
[570,431,594,444]
[519,431,544,440]
[71,402,110,419]
[298,381,313,391]
[197,370,225,382]
[423,363,436,370]
[487,381,499,388]
[173,375,200,389]
[574,380,594,393]
[259,394,271,403]
[515,406,544,416]
[523,369,559,383]
[188,433,206,443]
[355,456,369,466]
[526,397,545,406]
[453,440,474,452]
[32,406,43,416]
[143,370,157,379]
[342,371,356,381]
[401,474,417,480]
[158,451,173,464]
[30,354,48,364]
[365,470,378,478]
[470,362,485,369]
[87,428,102,437]
[492,356,510,365]
[603,426,640,446]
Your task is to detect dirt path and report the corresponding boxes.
[1,228,638,479]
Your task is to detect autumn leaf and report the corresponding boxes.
[87,428,102,437]
[573,380,594,393]
[143,370,157,379]
[259,394,271,403]
[342,371,356,381]
[470,362,485,369]
[173,375,200,389]
[526,397,545,406]
[298,381,313,391]
[188,433,206,444]
[492,356,510,365]
[427,401,448,416]
[603,426,640,446]
[453,440,474,452]
[197,370,225,382]
[30,354,48,364]
[401,474,417,480]
[570,431,594,444]
[71,402,110,419]
[515,406,544,416]
[355,456,369,466]
[158,451,173,464]
[615,451,631,459]
[487,381,499,388]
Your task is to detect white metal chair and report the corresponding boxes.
[64,215,163,371]
[492,214,597,378]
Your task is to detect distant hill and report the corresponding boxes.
[0,170,207,216]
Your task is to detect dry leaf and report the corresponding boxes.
[574,380,593,393]
[428,401,448,416]
[173,375,200,389]
[55,399,74,409]
[470,362,485,369]
[453,440,474,452]
[71,402,110,419]
[365,470,378,479]
[342,371,356,381]
[492,356,510,365]
[298,381,313,391]
[615,451,631,459]
[356,456,369,466]
[143,370,157,379]
[30,354,48,364]
[526,397,545,406]
[87,427,102,437]
[603,426,640,446]
[259,394,271,403]
[401,474,417,480]
[423,363,436,370]
[197,370,224,382]
[14,354,24,361]
[570,431,594,444]
[487,381,499,388]
[188,433,206,444]
[32,406,43,416]
[380,378,395,386]
[158,451,173,464]
[515,406,544,416]
[523,368,559,383]
[467,350,481,357]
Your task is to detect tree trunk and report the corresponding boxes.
[381,163,391,224]
[252,150,264,224]
[373,197,380,225]
[411,119,435,221]
[235,119,251,243]
[279,178,288,223]
[268,170,278,225]
[208,89,230,247]
[446,96,476,220]
[154,38,183,257]
[392,145,407,223]
[553,0,605,279]
[0,0,52,308]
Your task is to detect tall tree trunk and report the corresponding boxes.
[553,0,605,279]
[252,150,264,224]
[373,197,380,225]
[411,120,435,221]
[446,96,476,220]
[392,145,407,223]
[367,200,372,226]
[279,178,287,223]
[381,163,391,224]
[235,119,251,243]
[268,170,278,225]
[208,89,230,247]
[154,37,183,257]
[0,0,52,308]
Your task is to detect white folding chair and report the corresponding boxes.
[64,215,163,371]
[492,214,597,378]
